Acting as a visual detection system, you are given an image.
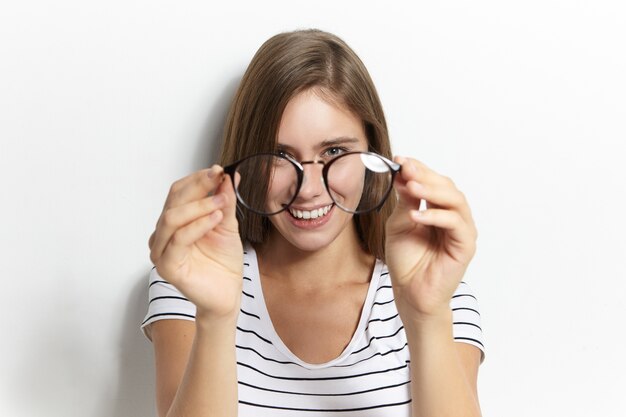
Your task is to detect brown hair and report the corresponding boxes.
[219,29,395,261]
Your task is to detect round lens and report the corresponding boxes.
[326,153,393,214]
[233,154,300,215]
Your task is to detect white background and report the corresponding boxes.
[1,1,624,416]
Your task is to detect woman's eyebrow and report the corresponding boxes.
[317,137,361,148]
[276,137,361,153]
[275,143,295,153]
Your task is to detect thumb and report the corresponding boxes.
[214,173,239,231]
[386,177,423,237]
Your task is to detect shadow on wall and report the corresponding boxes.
[191,76,243,170]
[6,271,157,417]
[108,272,157,417]
[109,78,241,417]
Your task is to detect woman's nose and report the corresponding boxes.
[296,162,326,200]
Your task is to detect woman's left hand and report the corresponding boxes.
[385,157,478,319]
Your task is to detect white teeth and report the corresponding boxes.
[289,204,333,220]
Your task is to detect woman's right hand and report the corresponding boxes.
[148,165,244,320]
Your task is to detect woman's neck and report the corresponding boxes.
[255,226,374,291]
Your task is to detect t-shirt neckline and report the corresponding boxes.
[245,243,382,370]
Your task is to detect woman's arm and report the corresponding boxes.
[403,312,481,417]
[385,156,482,417]
[151,316,239,417]
[150,320,194,416]
[147,166,244,417]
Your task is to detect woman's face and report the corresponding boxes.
[265,89,369,253]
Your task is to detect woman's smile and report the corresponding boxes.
[284,203,336,229]
[288,203,334,220]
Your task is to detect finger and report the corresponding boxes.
[393,178,423,212]
[148,231,156,251]
[163,165,225,209]
[410,208,478,248]
[156,210,225,279]
[400,179,473,220]
[394,157,473,223]
[394,156,451,189]
[213,173,239,230]
[150,194,227,265]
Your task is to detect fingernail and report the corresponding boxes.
[207,165,219,178]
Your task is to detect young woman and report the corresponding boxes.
[143,29,484,417]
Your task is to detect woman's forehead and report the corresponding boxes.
[277,90,367,150]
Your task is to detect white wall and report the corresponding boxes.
[1,1,624,416]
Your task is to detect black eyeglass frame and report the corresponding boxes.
[223,151,401,216]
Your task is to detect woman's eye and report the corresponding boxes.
[324,147,347,158]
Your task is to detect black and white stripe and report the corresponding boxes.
[141,246,484,416]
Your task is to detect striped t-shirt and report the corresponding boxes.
[142,244,485,416]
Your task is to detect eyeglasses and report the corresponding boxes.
[223,151,401,216]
